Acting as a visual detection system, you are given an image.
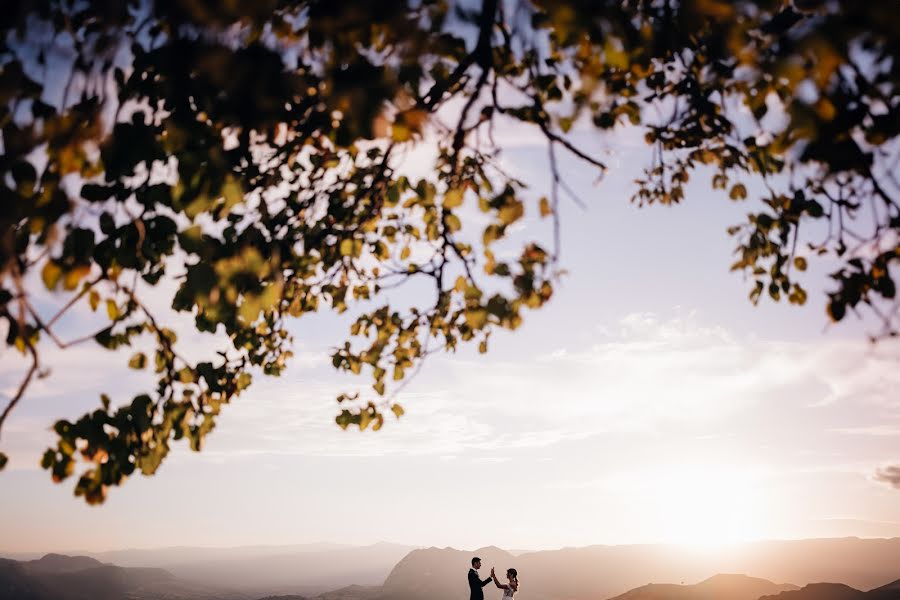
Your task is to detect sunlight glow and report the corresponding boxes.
[655,465,766,546]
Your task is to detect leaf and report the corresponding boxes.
[81,183,114,202]
[41,261,62,291]
[391,123,411,142]
[793,256,807,271]
[221,177,243,211]
[444,188,464,208]
[483,224,504,245]
[339,238,354,256]
[88,290,100,311]
[827,299,846,322]
[128,352,147,369]
[391,404,405,418]
[445,213,461,232]
[498,199,524,225]
[729,183,748,200]
[63,264,91,290]
[106,300,119,321]
[539,196,552,218]
[465,308,488,329]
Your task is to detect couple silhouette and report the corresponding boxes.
[468,556,519,599]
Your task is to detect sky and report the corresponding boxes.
[1,115,899,555]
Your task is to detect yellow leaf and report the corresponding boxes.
[465,308,488,329]
[63,264,91,291]
[106,300,119,321]
[539,196,552,218]
[444,188,464,208]
[128,353,147,369]
[815,98,836,121]
[498,200,524,225]
[445,213,461,232]
[483,225,504,245]
[41,261,62,291]
[400,246,411,260]
[339,238,354,256]
[221,177,243,211]
[239,294,262,323]
[603,38,629,70]
[391,123,411,142]
[391,404,405,418]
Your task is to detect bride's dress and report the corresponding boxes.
[502,585,516,598]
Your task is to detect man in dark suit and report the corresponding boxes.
[468,556,492,600]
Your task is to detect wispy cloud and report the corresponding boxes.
[5,310,899,481]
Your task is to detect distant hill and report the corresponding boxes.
[0,554,244,600]
[5,540,900,600]
[88,542,355,567]
[759,583,868,600]
[81,542,416,596]
[373,538,900,600]
[20,554,104,574]
[869,578,900,599]
[759,578,900,600]
[0,559,43,600]
[609,574,798,600]
[313,585,382,600]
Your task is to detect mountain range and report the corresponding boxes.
[0,553,238,600]
[374,538,900,599]
[2,538,899,600]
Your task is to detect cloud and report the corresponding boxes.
[5,309,900,472]
[874,465,900,490]
[829,426,900,436]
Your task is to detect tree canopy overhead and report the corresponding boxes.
[0,0,897,503]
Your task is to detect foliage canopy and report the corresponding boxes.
[0,0,898,502]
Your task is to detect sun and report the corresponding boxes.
[654,465,766,547]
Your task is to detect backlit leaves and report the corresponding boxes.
[0,0,897,502]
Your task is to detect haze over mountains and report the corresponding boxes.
[1,538,898,600]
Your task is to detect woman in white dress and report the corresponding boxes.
[490,567,519,597]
